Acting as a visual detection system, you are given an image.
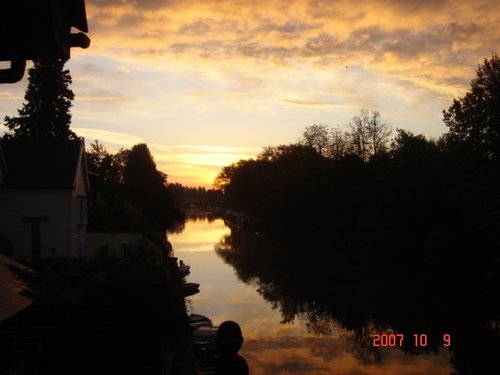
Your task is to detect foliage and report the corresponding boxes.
[18,258,189,374]
[443,54,500,160]
[123,144,175,230]
[86,141,182,233]
[301,123,330,156]
[3,59,77,140]
[168,183,223,209]
[299,109,391,161]
[216,100,500,247]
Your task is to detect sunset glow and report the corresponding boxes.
[2,0,499,186]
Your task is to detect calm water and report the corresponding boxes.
[169,217,452,375]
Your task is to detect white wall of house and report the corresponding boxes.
[0,144,5,186]
[0,140,89,262]
[70,156,88,258]
[0,189,73,261]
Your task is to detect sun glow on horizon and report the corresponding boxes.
[77,127,261,188]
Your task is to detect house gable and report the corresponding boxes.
[0,139,89,261]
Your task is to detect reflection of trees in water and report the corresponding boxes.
[167,213,219,235]
[187,213,219,223]
[166,219,186,234]
[215,224,500,374]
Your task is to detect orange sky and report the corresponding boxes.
[1,0,499,187]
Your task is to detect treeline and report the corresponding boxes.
[216,55,500,261]
[299,109,391,160]
[86,141,183,232]
[168,183,223,209]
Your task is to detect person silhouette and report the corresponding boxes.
[215,321,249,375]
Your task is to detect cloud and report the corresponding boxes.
[55,0,498,156]
[178,19,212,35]
[73,127,145,147]
[81,0,500,100]
[284,99,349,109]
[0,92,22,100]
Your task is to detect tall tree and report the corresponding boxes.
[327,125,349,160]
[347,109,390,160]
[366,110,391,156]
[124,144,176,231]
[443,54,500,160]
[348,109,371,160]
[3,59,77,140]
[301,124,330,157]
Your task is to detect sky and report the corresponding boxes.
[1,0,499,187]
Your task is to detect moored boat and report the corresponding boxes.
[188,313,212,328]
[177,260,191,278]
[182,282,200,297]
[192,325,218,349]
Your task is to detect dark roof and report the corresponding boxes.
[0,254,33,322]
[0,139,83,189]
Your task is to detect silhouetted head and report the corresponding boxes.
[216,320,244,354]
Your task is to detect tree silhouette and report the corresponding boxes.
[348,109,390,160]
[301,124,330,157]
[299,111,390,161]
[443,54,500,160]
[86,142,182,232]
[124,144,177,231]
[3,59,77,140]
[328,125,349,160]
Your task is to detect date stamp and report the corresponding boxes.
[372,333,451,348]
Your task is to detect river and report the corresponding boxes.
[168,216,457,375]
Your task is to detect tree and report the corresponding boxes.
[86,140,125,186]
[366,110,391,156]
[301,124,330,156]
[86,142,181,232]
[390,129,441,167]
[214,162,242,192]
[348,110,371,160]
[347,109,390,160]
[327,125,349,160]
[86,140,108,172]
[124,144,177,231]
[443,54,500,160]
[3,59,77,140]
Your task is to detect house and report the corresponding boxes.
[0,139,89,261]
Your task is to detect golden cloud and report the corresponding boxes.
[82,0,499,99]
[75,127,145,146]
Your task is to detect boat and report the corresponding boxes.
[192,325,219,372]
[192,325,218,350]
[188,313,212,328]
[182,282,200,297]
[177,260,191,278]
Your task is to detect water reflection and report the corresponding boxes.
[169,217,499,374]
